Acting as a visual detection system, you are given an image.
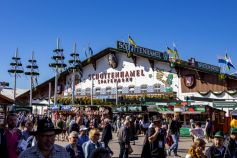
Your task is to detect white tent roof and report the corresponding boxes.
[32,99,53,105]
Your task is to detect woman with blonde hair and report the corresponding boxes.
[82,128,102,158]
[185,138,206,158]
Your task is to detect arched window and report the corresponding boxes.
[85,88,91,95]
[129,85,135,94]
[76,88,81,95]
[106,87,112,95]
[154,84,161,93]
[95,87,101,95]
[141,84,147,93]
[117,86,123,94]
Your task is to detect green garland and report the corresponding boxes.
[226,90,237,96]
[198,90,237,96]
[198,91,211,96]
[212,91,224,96]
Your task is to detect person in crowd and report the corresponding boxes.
[205,131,226,158]
[89,147,112,158]
[141,114,150,135]
[101,118,112,148]
[167,113,182,157]
[65,131,84,158]
[118,120,130,158]
[190,122,204,141]
[223,127,237,157]
[205,118,213,142]
[135,117,141,135]
[18,118,70,158]
[69,116,82,133]
[185,138,206,158]
[83,115,90,128]
[57,116,64,141]
[129,116,137,145]
[0,113,22,158]
[190,119,195,142]
[82,128,102,158]
[77,125,89,146]
[116,116,121,133]
[22,120,34,141]
[148,117,166,158]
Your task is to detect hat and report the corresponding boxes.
[230,128,237,134]
[80,125,88,131]
[30,118,62,135]
[214,131,224,138]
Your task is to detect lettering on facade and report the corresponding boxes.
[117,41,169,61]
[88,69,145,84]
[196,61,220,73]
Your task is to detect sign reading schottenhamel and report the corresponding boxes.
[117,41,169,61]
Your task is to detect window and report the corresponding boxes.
[129,86,135,94]
[85,88,91,95]
[117,86,123,94]
[154,84,161,93]
[95,87,101,95]
[76,88,81,95]
[140,84,147,93]
[106,87,112,95]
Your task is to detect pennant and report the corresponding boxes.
[85,50,87,58]
[128,35,137,47]
[218,53,235,70]
[89,47,93,56]
[167,47,173,54]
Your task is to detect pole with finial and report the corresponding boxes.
[68,42,82,105]
[49,38,67,107]
[25,51,39,107]
[8,48,24,104]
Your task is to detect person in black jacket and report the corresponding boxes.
[101,118,112,148]
[223,128,237,158]
[148,117,166,158]
[167,113,182,157]
[118,120,130,158]
[205,131,226,158]
[0,127,8,158]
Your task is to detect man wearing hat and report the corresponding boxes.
[18,118,70,158]
[77,125,89,146]
[148,116,166,158]
[205,131,226,158]
[223,128,237,158]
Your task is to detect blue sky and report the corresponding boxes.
[0,0,237,89]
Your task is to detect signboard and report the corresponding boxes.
[196,61,220,73]
[117,41,169,61]
[174,107,185,112]
[14,106,32,112]
[145,102,167,106]
[213,101,237,108]
[186,106,206,112]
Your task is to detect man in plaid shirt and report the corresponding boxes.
[18,118,70,158]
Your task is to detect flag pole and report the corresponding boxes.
[91,78,94,106]
[116,81,118,106]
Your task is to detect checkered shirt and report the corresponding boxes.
[18,144,70,158]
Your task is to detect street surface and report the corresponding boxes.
[56,133,213,158]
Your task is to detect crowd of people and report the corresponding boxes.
[0,112,113,158]
[0,111,237,158]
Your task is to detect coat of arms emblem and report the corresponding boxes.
[184,75,195,87]
[108,53,118,69]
